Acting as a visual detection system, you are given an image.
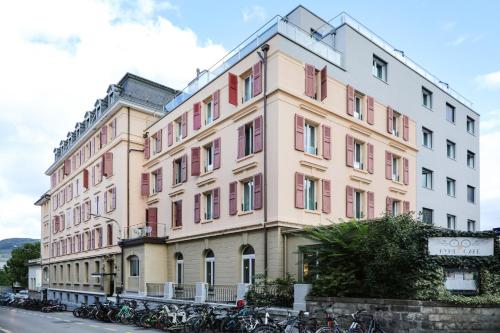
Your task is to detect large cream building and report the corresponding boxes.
[37,6,478,303]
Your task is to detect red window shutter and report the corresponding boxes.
[107,224,113,246]
[181,154,188,182]
[387,106,393,134]
[112,188,116,210]
[294,114,304,151]
[103,152,113,177]
[367,143,374,174]
[386,197,392,215]
[194,194,201,223]
[252,61,262,96]
[346,186,354,218]
[144,137,150,159]
[367,96,375,125]
[168,122,173,146]
[176,201,183,227]
[367,191,375,219]
[229,182,237,215]
[403,201,410,213]
[237,126,245,159]
[403,157,409,185]
[320,66,327,101]
[141,173,149,196]
[213,187,220,219]
[191,147,200,176]
[91,229,95,250]
[346,134,354,167]
[322,125,331,160]
[193,102,201,130]
[346,85,354,116]
[83,169,89,189]
[213,90,220,120]
[101,126,107,147]
[182,112,188,138]
[157,129,163,152]
[403,115,409,141]
[322,179,331,214]
[304,64,316,98]
[228,73,238,106]
[148,207,158,237]
[103,189,107,213]
[295,172,304,209]
[385,151,392,180]
[253,116,263,153]
[253,173,262,210]
[214,138,221,169]
[156,168,163,192]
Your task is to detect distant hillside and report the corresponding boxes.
[0,238,39,257]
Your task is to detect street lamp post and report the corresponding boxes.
[90,213,124,304]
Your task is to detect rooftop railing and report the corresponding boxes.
[164,16,344,113]
[317,12,473,109]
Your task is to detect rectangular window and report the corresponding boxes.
[447,178,456,197]
[354,94,364,120]
[467,219,476,232]
[204,191,213,221]
[392,111,401,137]
[106,188,116,212]
[447,214,456,230]
[422,127,433,148]
[422,208,433,224]
[173,158,182,185]
[422,168,433,189]
[354,141,364,170]
[304,178,316,211]
[422,87,433,109]
[151,172,158,194]
[243,74,252,103]
[242,179,254,212]
[467,116,475,134]
[244,122,254,156]
[174,117,183,142]
[391,199,400,217]
[446,103,456,123]
[447,140,456,159]
[392,155,401,182]
[467,185,475,203]
[372,55,387,81]
[204,143,214,172]
[172,201,182,227]
[304,123,317,155]
[354,190,363,219]
[75,263,80,283]
[467,151,475,169]
[205,100,213,125]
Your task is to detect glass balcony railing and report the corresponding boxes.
[317,12,473,109]
[164,16,344,113]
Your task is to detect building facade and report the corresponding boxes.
[37,6,479,303]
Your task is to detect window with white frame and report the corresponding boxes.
[422,208,433,224]
[242,179,254,212]
[447,178,456,197]
[244,122,254,156]
[304,122,317,155]
[93,194,100,216]
[467,219,476,232]
[304,177,316,211]
[467,185,475,203]
[354,190,363,219]
[204,191,213,220]
[205,250,215,286]
[151,171,158,195]
[205,99,213,125]
[372,55,387,81]
[392,111,401,137]
[354,93,364,120]
[446,103,455,123]
[354,141,364,170]
[173,158,182,185]
[422,168,433,189]
[129,255,139,277]
[466,116,475,134]
[422,87,433,109]
[447,140,456,159]
[391,199,400,217]
[204,143,214,172]
[243,74,253,103]
[242,245,255,284]
[175,253,184,284]
[174,117,183,142]
[392,155,401,182]
[447,214,456,230]
[106,187,116,212]
[467,151,475,169]
[422,127,433,148]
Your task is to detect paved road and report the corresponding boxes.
[0,306,162,333]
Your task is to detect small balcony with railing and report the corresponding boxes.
[123,223,168,240]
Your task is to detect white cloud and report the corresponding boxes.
[0,0,227,239]
[475,70,500,90]
[440,21,456,31]
[242,5,266,23]
[446,35,468,46]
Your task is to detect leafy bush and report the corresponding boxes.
[245,274,295,308]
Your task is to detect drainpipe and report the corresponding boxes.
[258,44,270,278]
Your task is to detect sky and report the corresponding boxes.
[0,0,499,239]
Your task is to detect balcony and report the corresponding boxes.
[124,223,168,239]
[164,16,343,113]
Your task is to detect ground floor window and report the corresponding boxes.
[300,247,319,283]
[129,255,139,277]
[242,245,255,284]
[176,253,184,284]
[205,250,215,286]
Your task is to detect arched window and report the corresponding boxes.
[204,250,215,286]
[175,253,184,284]
[242,246,255,284]
[128,255,139,277]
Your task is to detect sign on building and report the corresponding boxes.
[428,237,494,256]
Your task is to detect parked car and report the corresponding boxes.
[15,290,29,299]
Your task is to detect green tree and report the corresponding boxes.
[2,242,40,287]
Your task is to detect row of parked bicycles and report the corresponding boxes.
[72,299,386,333]
[0,296,67,312]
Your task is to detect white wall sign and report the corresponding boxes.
[428,237,494,256]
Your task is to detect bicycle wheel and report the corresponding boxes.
[140,313,153,328]
[253,324,280,333]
